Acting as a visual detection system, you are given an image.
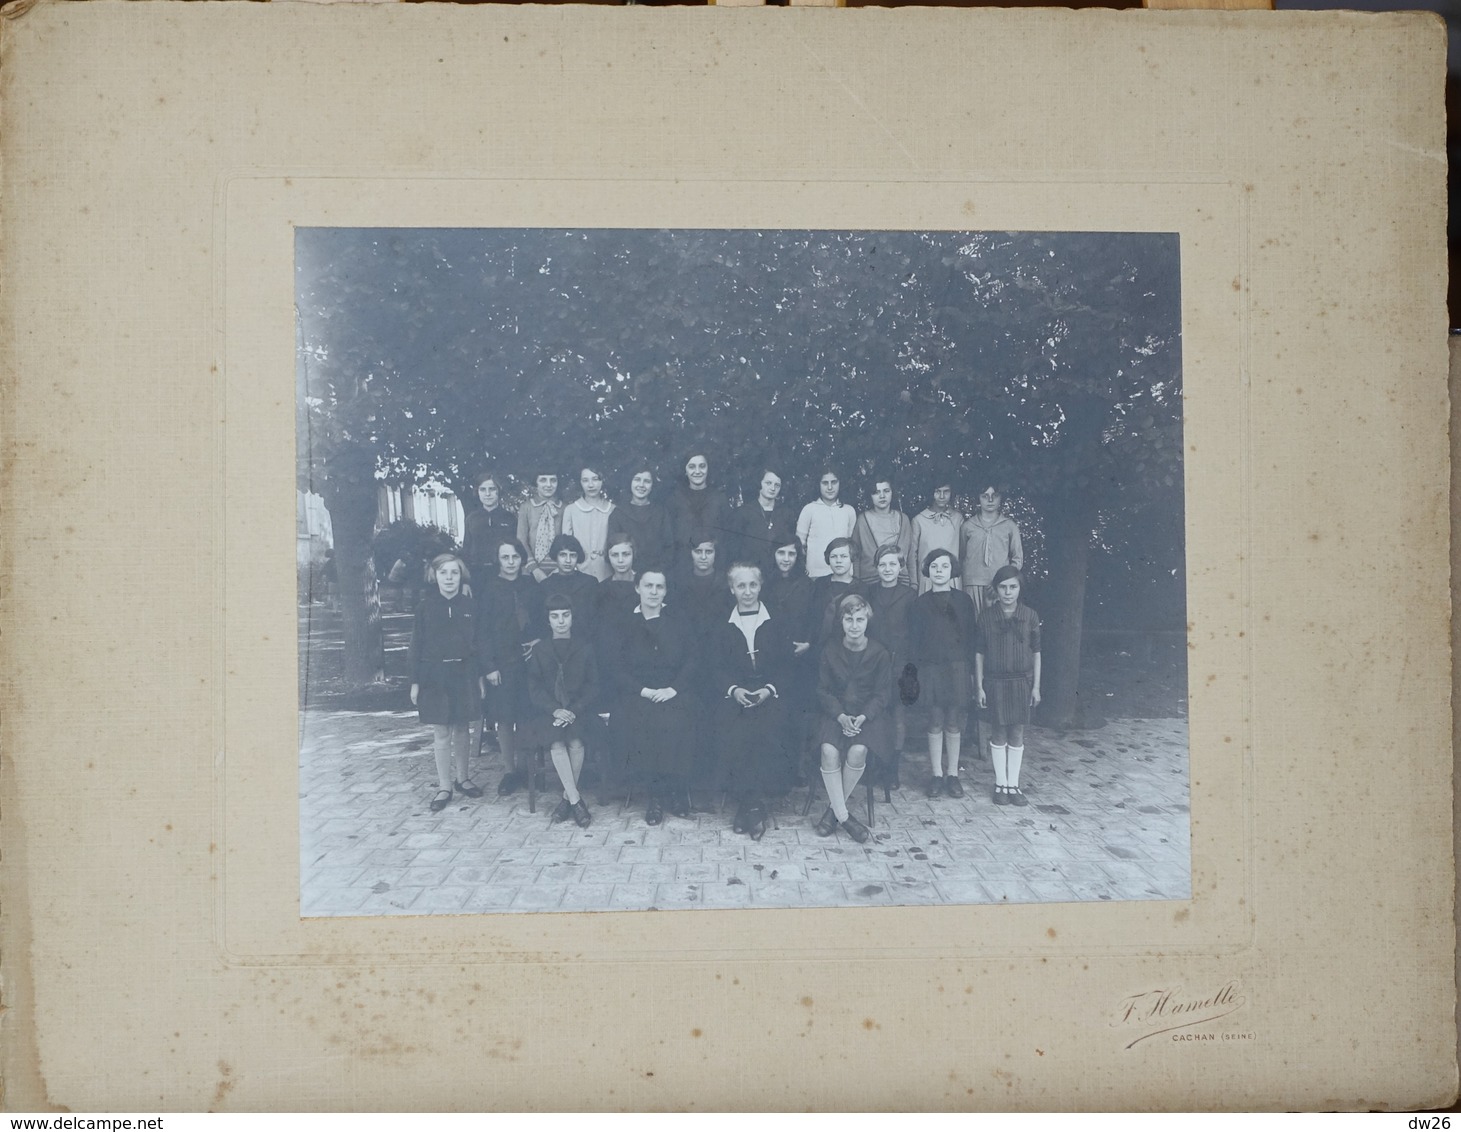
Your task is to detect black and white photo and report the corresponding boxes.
[296,226,1189,916]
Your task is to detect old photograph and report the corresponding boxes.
[295,226,1189,916]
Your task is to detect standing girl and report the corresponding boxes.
[908,548,978,798]
[524,595,598,828]
[807,536,865,648]
[516,463,563,583]
[812,594,891,844]
[729,465,797,572]
[561,463,617,581]
[595,533,639,636]
[910,476,964,595]
[796,465,856,579]
[960,481,1023,616]
[409,553,486,812]
[539,533,599,642]
[462,469,517,587]
[975,565,1042,806]
[665,450,733,567]
[607,461,671,575]
[851,474,915,588]
[866,544,916,788]
[479,538,544,797]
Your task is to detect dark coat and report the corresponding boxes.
[606,503,672,575]
[725,502,797,573]
[462,506,518,583]
[708,605,800,797]
[665,485,735,563]
[807,576,868,647]
[538,569,600,641]
[867,583,915,666]
[476,573,544,725]
[816,639,893,755]
[610,608,698,778]
[409,592,481,725]
[523,636,600,746]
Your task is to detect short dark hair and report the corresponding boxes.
[549,534,585,560]
[496,537,530,561]
[823,536,854,564]
[921,547,959,576]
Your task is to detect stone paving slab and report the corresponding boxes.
[299,709,1191,916]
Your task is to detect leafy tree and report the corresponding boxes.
[297,227,1182,724]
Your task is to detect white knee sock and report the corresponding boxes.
[945,731,962,777]
[431,726,453,790]
[990,743,1008,788]
[1007,744,1024,788]
[550,745,580,804]
[927,731,944,777]
[451,726,471,781]
[841,755,866,804]
[821,767,849,822]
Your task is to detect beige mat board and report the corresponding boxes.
[0,1,1453,1110]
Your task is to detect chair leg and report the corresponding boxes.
[866,779,875,827]
[527,746,539,814]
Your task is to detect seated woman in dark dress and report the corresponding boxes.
[709,563,798,841]
[609,569,698,825]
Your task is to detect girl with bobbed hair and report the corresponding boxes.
[462,468,517,586]
[909,472,964,596]
[812,593,892,844]
[796,462,856,580]
[908,547,978,799]
[851,471,915,588]
[478,537,545,797]
[606,460,672,574]
[728,463,797,572]
[409,553,486,812]
[561,462,617,581]
[664,448,733,568]
[524,594,599,828]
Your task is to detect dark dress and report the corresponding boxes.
[807,576,868,648]
[976,603,1041,726]
[908,588,978,713]
[539,569,600,642]
[867,583,915,674]
[409,592,481,725]
[665,484,735,564]
[763,570,817,746]
[462,506,518,584]
[708,604,799,799]
[816,639,894,756]
[726,502,797,572]
[674,570,732,642]
[523,636,601,748]
[594,578,639,638]
[606,503,672,575]
[611,609,698,780]
[477,573,544,726]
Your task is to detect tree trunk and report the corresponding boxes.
[1039,494,1096,730]
[324,476,384,689]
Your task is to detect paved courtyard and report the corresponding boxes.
[299,708,1190,916]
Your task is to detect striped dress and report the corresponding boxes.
[976,603,1041,725]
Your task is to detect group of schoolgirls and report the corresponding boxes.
[406,452,1043,843]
